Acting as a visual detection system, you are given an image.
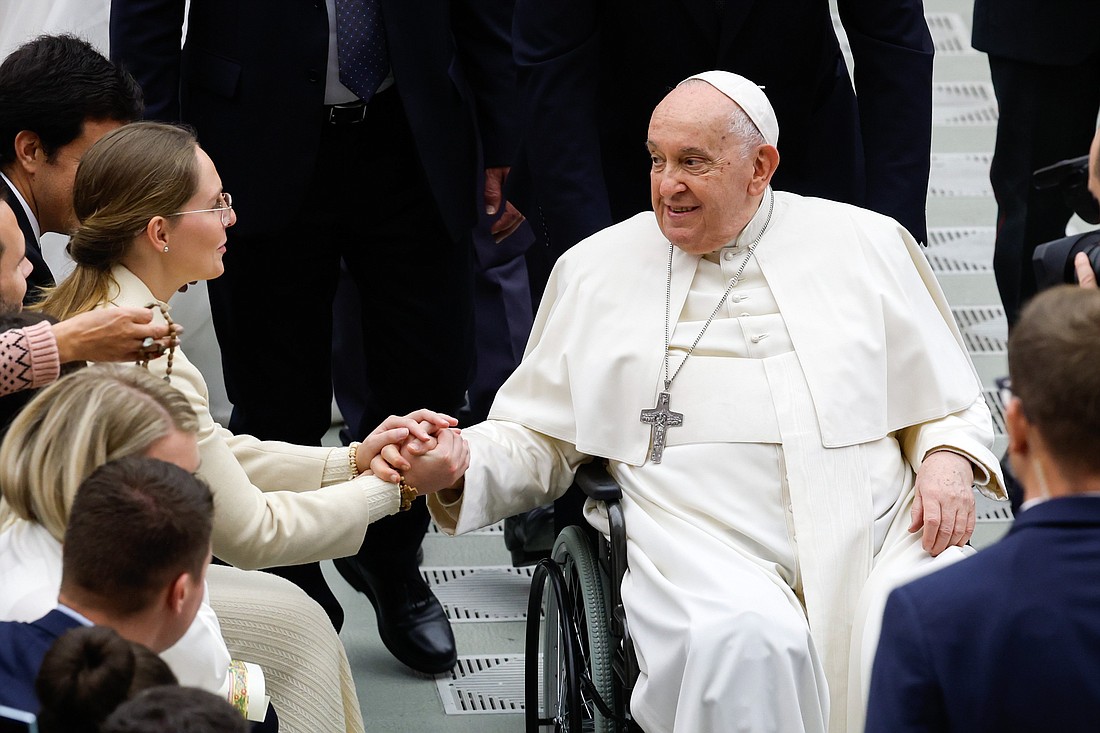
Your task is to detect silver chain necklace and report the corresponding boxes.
[639,190,774,463]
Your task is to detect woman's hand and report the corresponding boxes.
[358,410,458,481]
[51,307,181,364]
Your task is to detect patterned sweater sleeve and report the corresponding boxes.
[0,321,60,396]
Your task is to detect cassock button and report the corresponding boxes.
[730,294,743,303]
[722,250,735,261]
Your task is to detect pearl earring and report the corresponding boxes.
[163,245,169,253]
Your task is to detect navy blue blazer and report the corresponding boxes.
[512,0,934,256]
[110,0,518,244]
[866,496,1100,732]
[0,176,53,305]
[0,609,84,714]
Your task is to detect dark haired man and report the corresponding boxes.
[0,457,213,714]
[0,34,143,302]
[103,686,248,733]
[867,286,1100,732]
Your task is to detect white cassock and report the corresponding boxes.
[429,189,1005,732]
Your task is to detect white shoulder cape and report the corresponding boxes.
[488,191,980,461]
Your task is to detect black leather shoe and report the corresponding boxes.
[333,556,457,674]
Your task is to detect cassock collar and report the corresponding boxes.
[0,170,41,242]
[729,186,773,251]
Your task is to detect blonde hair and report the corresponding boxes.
[36,121,199,319]
[0,364,198,541]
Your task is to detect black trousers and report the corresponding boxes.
[208,87,474,630]
[988,51,1100,328]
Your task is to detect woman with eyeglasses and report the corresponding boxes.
[36,123,466,614]
[33,122,467,731]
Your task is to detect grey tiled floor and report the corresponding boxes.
[330,0,1017,729]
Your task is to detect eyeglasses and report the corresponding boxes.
[168,192,234,226]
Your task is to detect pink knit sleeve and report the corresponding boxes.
[0,320,60,396]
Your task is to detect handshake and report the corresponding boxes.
[351,410,470,497]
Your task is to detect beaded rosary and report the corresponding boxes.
[136,301,176,383]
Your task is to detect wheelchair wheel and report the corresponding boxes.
[526,526,616,733]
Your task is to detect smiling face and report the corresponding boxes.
[647,84,775,255]
[0,200,33,311]
[163,147,235,285]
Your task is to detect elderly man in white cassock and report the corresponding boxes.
[407,71,1006,732]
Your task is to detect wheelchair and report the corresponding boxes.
[525,461,642,732]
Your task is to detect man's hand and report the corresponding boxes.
[909,451,976,556]
[376,427,469,493]
[359,410,458,481]
[1075,252,1097,289]
[51,307,181,364]
[485,166,525,243]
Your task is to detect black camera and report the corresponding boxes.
[1031,155,1100,289]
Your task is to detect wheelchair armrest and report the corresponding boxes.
[575,461,622,502]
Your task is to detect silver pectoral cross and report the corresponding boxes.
[639,391,683,464]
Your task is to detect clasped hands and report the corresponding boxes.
[350,410,469,497]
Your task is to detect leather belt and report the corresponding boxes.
[326,100,368,125]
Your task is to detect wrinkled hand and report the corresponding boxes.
[360,410,458,481]
[485,166,525,243]
[1075,252,1097,289]
[909,451,976,556]
[378,426,469,494]
[51,307,181,364]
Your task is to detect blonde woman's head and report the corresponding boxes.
[0,364,199,540]
[35,122,200,318]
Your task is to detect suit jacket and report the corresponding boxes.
[866,496,1100,732]
[0,609,84,714]
[972,0,1100,66]
[512,0,934,253]
[0,176,53,304]
[109,0,517,243]
[104,265,401,569]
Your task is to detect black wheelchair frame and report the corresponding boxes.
[524,462,641,733]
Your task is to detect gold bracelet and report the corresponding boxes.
[347,441,361,476]
[398,478,419,512]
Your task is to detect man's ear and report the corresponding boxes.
[13,130,45,173]
[1005,396,1030,460]
[167,572,193,614]
[749,144,779,195]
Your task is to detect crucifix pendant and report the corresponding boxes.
[639,391,683,464]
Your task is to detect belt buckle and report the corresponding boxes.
[328,101,367,125]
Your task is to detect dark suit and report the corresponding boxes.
[0,609,83,714]
[866,496,1100,732]
[513,0,934,277]
[973,0,1100,327]
[111,0,518,628]
[0,176,53,305]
